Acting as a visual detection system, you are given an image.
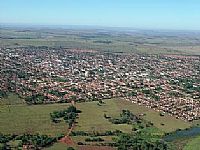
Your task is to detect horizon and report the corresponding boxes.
[1,0,200,31]
[1,23,200,32]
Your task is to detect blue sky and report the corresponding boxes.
[0,0,200,30]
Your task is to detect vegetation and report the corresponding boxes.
[0,102,70,136]
[25,94,46,104]
[107,110,140,124]
[0,133,62,149]
[1,28,200,55]
[50,106,81,128]
[0,96,193,149]
[184,136,200,150]
[115,99,191,133]
[0,93,24,105]
[70,130,122,137]
[0,90,7,98]
[115,133,171,150]
[85,137,104,142]
[49,90,68,97]
[44,143,68,150]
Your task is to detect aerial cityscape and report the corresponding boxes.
[0,0,200,150]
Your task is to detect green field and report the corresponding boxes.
[75,100,132,133]
[44,143,68,150]
[76,99,191,133]
[183,136,200,150]
[74,99,191,133]
[0,93,25,105]
[1,28,200,55]
[0,95,194,150]
[0,96,191,136]
[115,100,191,133]
[0,99,70,136]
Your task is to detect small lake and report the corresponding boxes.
[164,127,200,142]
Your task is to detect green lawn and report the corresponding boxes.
[184,136,200,150]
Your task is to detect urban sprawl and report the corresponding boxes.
[0,47,200,122]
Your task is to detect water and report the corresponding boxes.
[164,127,200,142]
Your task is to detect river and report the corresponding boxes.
[164,127,200,142]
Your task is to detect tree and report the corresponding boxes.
[67,147,75,150]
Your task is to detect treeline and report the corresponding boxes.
[93,40,112,44]
[25,94,46,104]
[85,137,104,142]
[70,130,122,136]
[116,133,171,150]
[0,90,7,98]
[0,133,64,150]
[50,106,81,128]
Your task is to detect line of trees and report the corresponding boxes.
[116,133,171,150]
[70,130,122,137]
[85,137,104,142]
[25,94,46,104]
[0,90,7,98]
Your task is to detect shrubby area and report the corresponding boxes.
[115,133,171,150]
[106,110,141,124]
[25,94,46,104]
[0,133,64,150]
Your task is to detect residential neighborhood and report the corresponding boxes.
[0,47,199,122]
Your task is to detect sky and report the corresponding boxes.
[0,0,200,30]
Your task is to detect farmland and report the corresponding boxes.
[1,27,200,55]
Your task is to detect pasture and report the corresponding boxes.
[0,96,191,137]
[0,97,70,136]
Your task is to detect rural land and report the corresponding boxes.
[0,26,200,150]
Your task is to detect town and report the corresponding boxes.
[0,47,200,122]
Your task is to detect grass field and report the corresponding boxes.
[76,99,191,133]
[75,100,132,133]
[183,136,200,150]
[0,95,195,150]
[115,100,191,133]
[44,143,68,150]
[0,96,191,137]
[0,95,70,136]
[0,93,25,105]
